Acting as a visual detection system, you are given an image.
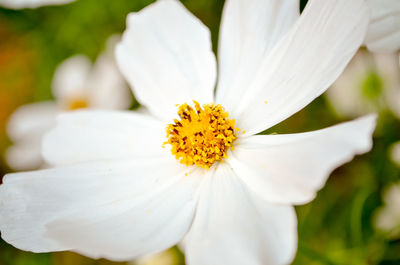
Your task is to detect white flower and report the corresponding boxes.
[390,142,400,166]
[0,0,75,9]
[6,39,131,170]
[387,88,400,121]
[385,56,400,119]
[374,182,400,239]
[327,51,400,118]
[0,0,375,264]
[365,0,400,52]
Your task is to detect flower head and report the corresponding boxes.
[0,0,375,264]
[6,37,131,170]
[165,101,238,169]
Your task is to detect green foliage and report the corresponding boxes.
[0,0,399,265]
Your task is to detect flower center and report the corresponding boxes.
[165,101,239,169]
[67,97,89,110]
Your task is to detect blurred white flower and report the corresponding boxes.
[365,0,400,52]
[388,89,400,119]
[0,0,75,9]
[363,0,400,119]
[390,142,400,166]
[385,56,400,119]
[0,0,375,265]
[374,182,400,239]
[327,51,400,118]
[6,37,131,170]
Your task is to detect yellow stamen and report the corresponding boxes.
[164,101,239,169]
[67,97,88,110]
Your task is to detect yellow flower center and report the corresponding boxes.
[165,101,239,169]
[67,97,89,110]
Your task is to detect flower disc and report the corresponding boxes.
[165,101,238,169]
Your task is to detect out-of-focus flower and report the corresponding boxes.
[0,0,375,265]
[385,55,400,119]
[388,89,400,119]
[365,0,400,53]
[390,142,400,166]
[7,102,57,170]
[374,182,400,239]
[0,0,75,9]
[6,38,131,170]
[327,51,400,118]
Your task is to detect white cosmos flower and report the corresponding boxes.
[365,0,400,52]
[327,51,400,118]
[0,0,75,9]
[6,40,131,171]
[0,0,375,264]
[374,182,400,239]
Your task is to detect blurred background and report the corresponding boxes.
[0,0,399,264]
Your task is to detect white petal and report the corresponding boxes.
[7,101,57,142]
[6,102,57,170]
[224,0,370,135]
[365,0,400,52]
[5,141,43,171]
[52,55,92,105]
[0,157,201,261]
[216,0,299,109]
[228,115,377,205]
[0,0,75,9]
[116,0,217,121]
[185,163,297,265]
[87,36,132,110]
[42,110,166,167]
